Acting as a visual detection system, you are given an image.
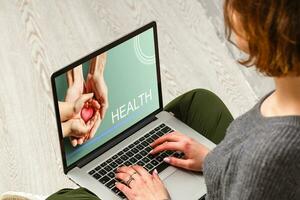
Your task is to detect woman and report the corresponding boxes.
[48,0,300,199]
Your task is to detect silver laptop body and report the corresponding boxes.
[51,21,215,200]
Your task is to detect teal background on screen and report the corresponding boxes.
[54,29,159,166]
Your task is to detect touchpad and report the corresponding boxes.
[163,170,206,200]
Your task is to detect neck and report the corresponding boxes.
[274,76,300,102]
[270,76,300,116]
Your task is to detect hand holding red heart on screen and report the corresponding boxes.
[62,53,108,147]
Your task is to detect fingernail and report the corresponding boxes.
[149,150,153,154]
[163,157,170,163]
[154,169,158,174]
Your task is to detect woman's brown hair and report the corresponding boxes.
[224,0,300,76]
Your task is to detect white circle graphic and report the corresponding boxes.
[134,35,155,65]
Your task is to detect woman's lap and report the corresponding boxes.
[164,88,233,144]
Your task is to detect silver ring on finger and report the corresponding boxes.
[126,176,135,187]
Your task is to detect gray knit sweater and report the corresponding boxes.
[203,93,300,200]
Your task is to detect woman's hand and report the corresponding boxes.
[150,131,210,172]
[115,165,170,200]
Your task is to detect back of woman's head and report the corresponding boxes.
[224,0,300,77]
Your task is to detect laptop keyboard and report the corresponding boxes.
[88,123,184,199]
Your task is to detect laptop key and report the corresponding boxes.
[108,172,115,178]
[118,192,126,199]
[132,148,138,154]
[137,144,144,150]
[123,147,129,152]
[151,159,159,166]
[151,134,159,140]
[159,123,166,128]
[145,146,152,152]
[157,131,164,137]
[95,166,101,171]
[139,136,145,141]
[154,127,160,131]
[88,170,95,175]
[141,141,148,147]
[145,163,154,171]
[117,151,124,156]
[155,155,163,162]
[155,162,169,173]
[134,154,142,160]
[99,176,110,184]
[112,187,120,194]
[105,165,112,172]
[129,157,137,164]
[111,162,118,168]
[126,151,134,157]
[129,144,134,148]
[147,154,155,159]
[116,158,123,164]
[99,169,106,176]
[105,179,116,189]
[161,126,172,133]
[121,155,129,161]
[124,161,132,166]
[107,158,113,163]
[93,173,101,180]
[145,132,151,138]
[137,161,145,166]
[142,157,150,163]
[140,150,147,156]
[161,152,168,158]
[100,162,107,167]
[147,137,154,143]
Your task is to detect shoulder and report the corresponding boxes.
[240,123,300,174]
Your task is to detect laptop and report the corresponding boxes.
[51,21,215,200]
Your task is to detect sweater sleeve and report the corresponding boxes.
[225,126,300,200]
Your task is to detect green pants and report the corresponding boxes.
[47,89,233,200]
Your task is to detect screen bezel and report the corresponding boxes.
[51,21,163,173]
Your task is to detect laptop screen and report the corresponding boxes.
[53,26,160,167]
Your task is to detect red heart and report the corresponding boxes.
[81,106,94,123]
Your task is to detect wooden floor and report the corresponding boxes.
[0,0,273,196]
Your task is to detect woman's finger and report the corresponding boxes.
[115,182,133,199]
[150,132,182,147]
[163,156,193,170]
[131,165,152,180]
[150,141,183,155]
[117,166,137,175]
[115,172,138,187]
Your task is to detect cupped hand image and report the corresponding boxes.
[61,53,108,147]
[59,93,101,146]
